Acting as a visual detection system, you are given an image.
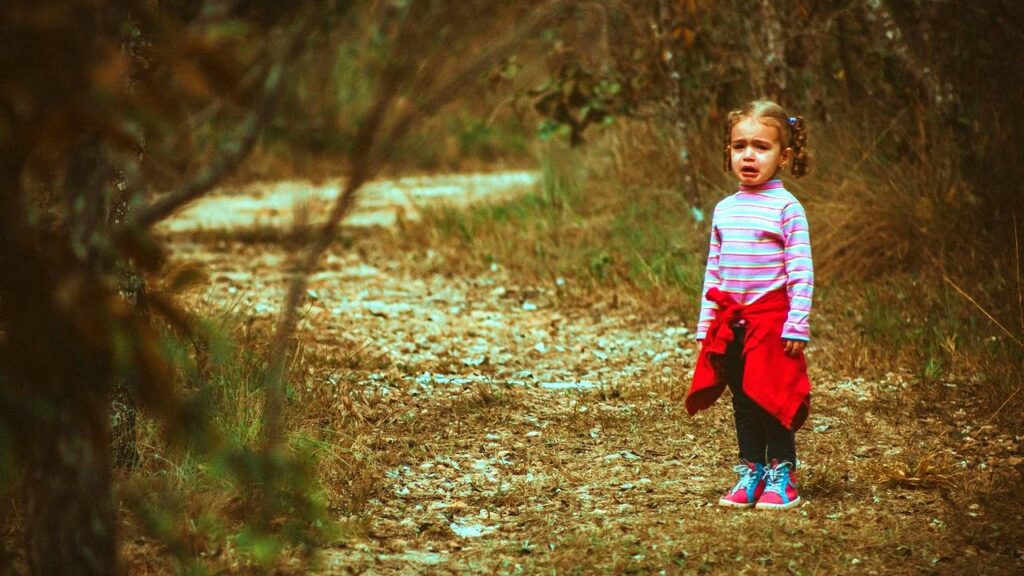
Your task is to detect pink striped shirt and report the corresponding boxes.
[696,179,814,341]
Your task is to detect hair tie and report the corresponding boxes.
[787,116,797,127]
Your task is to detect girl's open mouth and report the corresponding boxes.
[741,167,759,176]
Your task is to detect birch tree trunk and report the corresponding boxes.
[759,0,786,101]
[870,0,954,113]
[655,0,701,205]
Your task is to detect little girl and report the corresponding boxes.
[686,100,813,511]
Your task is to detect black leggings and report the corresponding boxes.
[724,322,797,465]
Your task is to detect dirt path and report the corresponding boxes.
[160,171,538,233]
[166,173,1021,574]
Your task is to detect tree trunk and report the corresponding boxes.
[655,0,701,206]
[870,0,953,113]
[24,403,117,575]
[0,240,120,576]
[0,138,121,576]
[110,180,146,471]
[758,0,786,101]
[835,9,866,101]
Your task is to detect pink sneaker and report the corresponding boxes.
[718,461,766,508]
[755,460,801,510]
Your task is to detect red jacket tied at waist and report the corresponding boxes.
[686,287,810,431]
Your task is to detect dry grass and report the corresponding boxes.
[120,248,1024,574]
[588,117,689,191]
[799,150,966,281]
[113,113,1024,573]
[876,451,957,491]
[391,140,708,328]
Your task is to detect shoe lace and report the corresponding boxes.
[731,463,758,491]
[763,462,792,494]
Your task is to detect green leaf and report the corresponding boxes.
[234,527,282,567]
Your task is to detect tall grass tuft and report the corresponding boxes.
[799,136,970,281]
[783,115,1024,431]
[123,315,334,573]
[406,136,709,318]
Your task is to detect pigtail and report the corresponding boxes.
[788,115,811,178]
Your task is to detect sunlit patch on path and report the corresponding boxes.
[159,170,539,234]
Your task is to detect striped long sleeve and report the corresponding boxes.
[695,179,814,341]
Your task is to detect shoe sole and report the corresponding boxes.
[755,496,802,510]
[718,498,755,509]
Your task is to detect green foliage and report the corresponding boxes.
[588,251,613,280]
[453,115,530,160]
[611,200,703,292]
[417,143,705,321]
[529,63,632,146]
[820,273,1023,429]
[122,318,333,572]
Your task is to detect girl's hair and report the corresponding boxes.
[723,100,811,178]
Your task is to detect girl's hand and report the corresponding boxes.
[783,339,806,356]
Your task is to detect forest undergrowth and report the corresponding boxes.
[410,119,1024,432]
[106,116,1024,574]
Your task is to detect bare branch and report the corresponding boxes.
[261,3,421,450]
[261,0,574,451]
[127,11,314,231]
[943,275,1024,350]
[260,65,406,454]
[380,0,573,153]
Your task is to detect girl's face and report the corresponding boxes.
[730,117,792,186]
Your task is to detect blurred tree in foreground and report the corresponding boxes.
[0,2,320,572]
[0,0,577,572]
